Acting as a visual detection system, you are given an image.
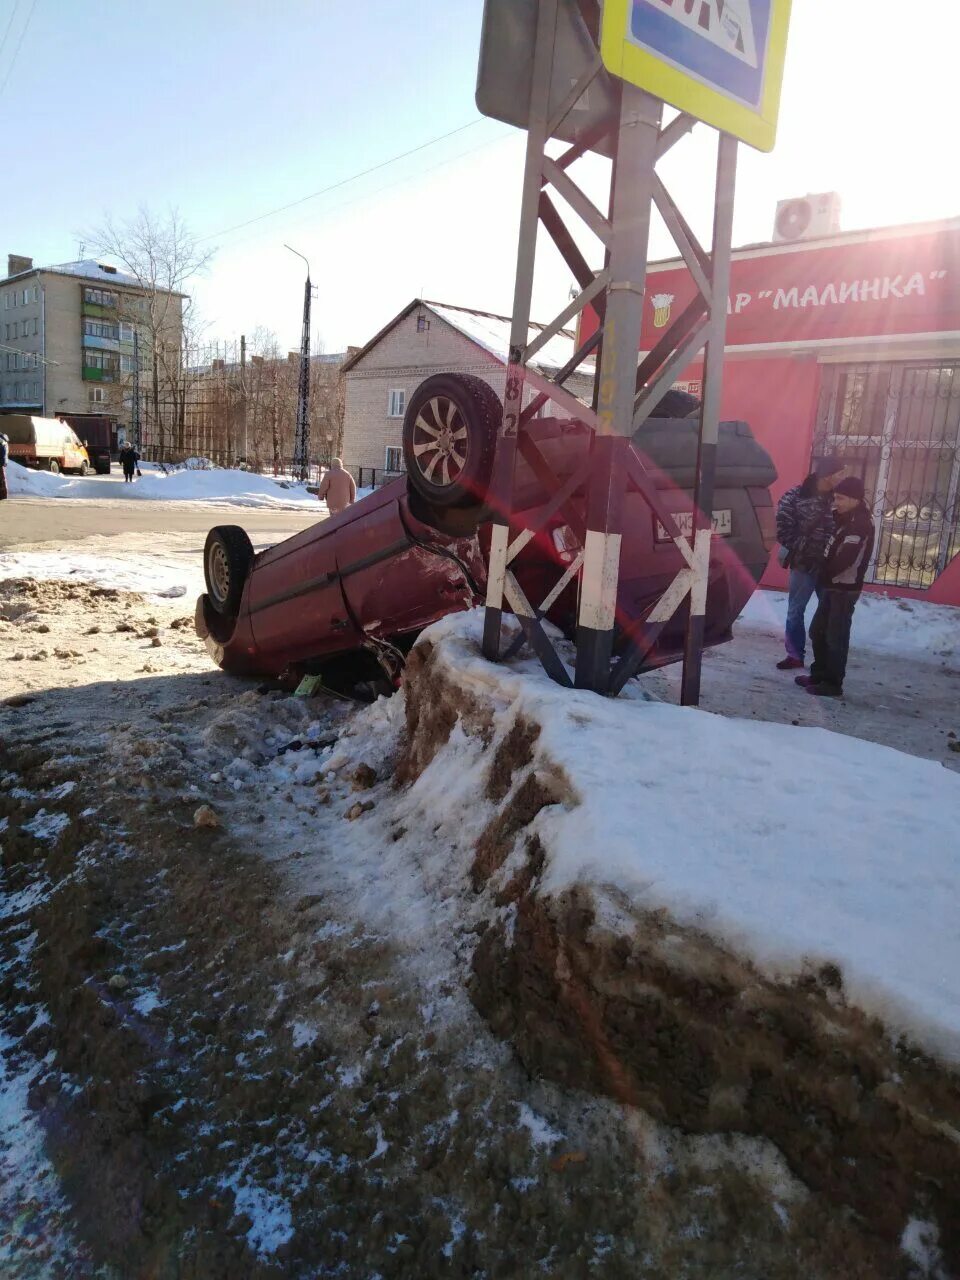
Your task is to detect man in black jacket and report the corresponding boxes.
[796,476,875,698]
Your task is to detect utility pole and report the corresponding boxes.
[239,333,247,465]
[285,244,315,481]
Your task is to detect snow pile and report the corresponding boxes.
[392,610,960,1063]
[740,587,958,658]
[0,551,203,602]
[4,459,320,510]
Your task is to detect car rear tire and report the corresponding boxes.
[47,459,60,475]
[402,373,500,509]
[80,462,91,476]
[204,525,255,616]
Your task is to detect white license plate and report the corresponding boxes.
[656,509,732,541]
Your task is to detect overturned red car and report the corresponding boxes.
[196,373,777,692]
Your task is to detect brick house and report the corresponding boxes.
[340,299,592,484]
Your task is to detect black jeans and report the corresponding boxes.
[809,589,859,690]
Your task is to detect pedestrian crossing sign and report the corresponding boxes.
[600,0,792,151]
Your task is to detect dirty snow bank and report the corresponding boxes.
[740,587,959,658]
[410,610,960,1064]
[5,459,319,510]
[0,550,203,603]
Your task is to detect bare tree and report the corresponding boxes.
[84,208,215,458]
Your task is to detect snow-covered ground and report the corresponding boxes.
[741,586,959,659]
[0,549,204,603]
[2,573,957,1276]
[5,459,321,511]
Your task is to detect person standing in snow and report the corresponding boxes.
[317,458,356,516]
[796,476,876,699]
[774,457,845,669]
[119,442,139,484]
[0,431,8,501]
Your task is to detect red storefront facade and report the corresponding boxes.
[582,216,960,605]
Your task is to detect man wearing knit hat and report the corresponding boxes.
[796,476,875,698]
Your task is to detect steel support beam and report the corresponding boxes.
[482,0,560,662]
[575,85,662,692]
[679,132,738,706]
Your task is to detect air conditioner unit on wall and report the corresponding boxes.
[772,193,842,243]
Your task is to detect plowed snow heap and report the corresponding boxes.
[386,611,960,1269]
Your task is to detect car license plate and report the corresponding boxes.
[655,509,732,541]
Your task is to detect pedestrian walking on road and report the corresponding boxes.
[317,458,356,516]
[774,456,846,669]
[796,476,876,699]
[0,431,8,501]
[119,443,139,484]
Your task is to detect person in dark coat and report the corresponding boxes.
[796,476,876,698]
[774,456,845,669]
[119,442,139,483]
[0,431,8,501]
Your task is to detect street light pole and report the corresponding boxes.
[285,244,312,482]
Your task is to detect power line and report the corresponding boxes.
[0,0,37,99]
[209,127,518,258]
[199,118,485,242]
[0,0,22,67]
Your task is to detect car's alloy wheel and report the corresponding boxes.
[410,396,469,490]
[402,373,501,509]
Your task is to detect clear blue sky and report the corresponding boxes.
[3,1,959,352]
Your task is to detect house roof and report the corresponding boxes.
[341,298,589,378]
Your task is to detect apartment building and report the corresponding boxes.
[0,252,184,454]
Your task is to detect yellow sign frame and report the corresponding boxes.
[600,0,792,151]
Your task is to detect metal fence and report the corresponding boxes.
[812,361,960,589]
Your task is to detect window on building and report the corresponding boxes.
[89,387,106,404]
[13,383,20,398]
[83,287,119,308]
[118,322,134,342]
[385,447,405,473]
[32,381,39,399]
[3,293,8,310]
[120,354,136,374]
[11,292,17,308]
[32,286,39,302]
[387,388,405,418]
[21,319,29,337]
[32,317,38,335]
[416,314,430,333]
[84,320,120,340]
[21,289,28,305]
[3,323,8,339]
